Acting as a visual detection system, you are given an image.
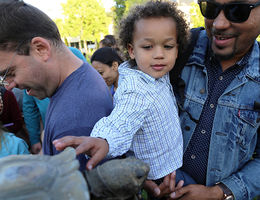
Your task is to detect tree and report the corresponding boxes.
[113,0,148,28]
[55,0,112,43]
[114,0,126,28]
[189,2,204,28]
[124,0,148,14]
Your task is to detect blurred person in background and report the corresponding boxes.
[0,122,30,158]
[91,47,123,96]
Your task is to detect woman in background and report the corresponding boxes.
[91,47,123,96]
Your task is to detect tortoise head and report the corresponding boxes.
[85,157,149,199]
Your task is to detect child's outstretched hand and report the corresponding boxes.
[53,136,109,170]
[144,171,184,199]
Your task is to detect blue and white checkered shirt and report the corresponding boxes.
[91,61,183,179]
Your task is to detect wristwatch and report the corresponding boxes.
[216,182,234,200]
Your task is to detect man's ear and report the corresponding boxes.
[111,61,119,71]
[30,37,51,61]
[127,43,135,59]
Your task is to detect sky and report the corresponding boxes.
[24,0,115,19]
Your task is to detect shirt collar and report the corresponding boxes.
[118,61,169,84]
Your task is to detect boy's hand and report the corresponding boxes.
[53,136,109,170]
[143,171,184,199]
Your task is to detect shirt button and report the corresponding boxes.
[185,126,191,131]
[201,129,206,134]
[191,154,196,159]
[210,104,214,108]
[219,76,223,80]
[199,89,205,94]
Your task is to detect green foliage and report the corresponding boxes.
[124,0,148,14]
[141,189,148,199]
[55,0,112,42]
[113,0,148,28]
[189,2,204,28]
[257,35,260,41]
[114,0,126,28]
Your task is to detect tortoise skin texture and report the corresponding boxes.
[0,148,149,200]
[86,156,149,200]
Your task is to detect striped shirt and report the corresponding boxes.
[91,61,183,179]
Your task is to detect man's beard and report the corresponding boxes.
[210,39,236,61]
[214,49,235,61]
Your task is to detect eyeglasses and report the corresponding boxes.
[198,0,260,23]
[0,68,10,86]
[0,53,17,86]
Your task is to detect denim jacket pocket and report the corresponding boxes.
[238,109,259,128]
[231,109,259,162]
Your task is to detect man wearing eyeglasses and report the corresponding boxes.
[0,0,113,171]
[144,0,260,200]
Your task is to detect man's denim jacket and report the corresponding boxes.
[178,30,260,200]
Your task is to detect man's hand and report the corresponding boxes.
[53,136,109,170]
[31,142,42,154]
[172,184,224,200]
[144,171,184,199]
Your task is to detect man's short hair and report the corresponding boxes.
[0,0,62,55]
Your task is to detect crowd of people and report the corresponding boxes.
[0,0,259,199]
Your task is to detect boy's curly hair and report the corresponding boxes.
[117,0,190,66]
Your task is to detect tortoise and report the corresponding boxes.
[0,147,149,200]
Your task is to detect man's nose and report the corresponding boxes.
[213,10,231,30]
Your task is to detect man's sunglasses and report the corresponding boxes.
[198,0,260,23]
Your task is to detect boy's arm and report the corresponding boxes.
[53,136,109,170]
[91,89,149,157]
